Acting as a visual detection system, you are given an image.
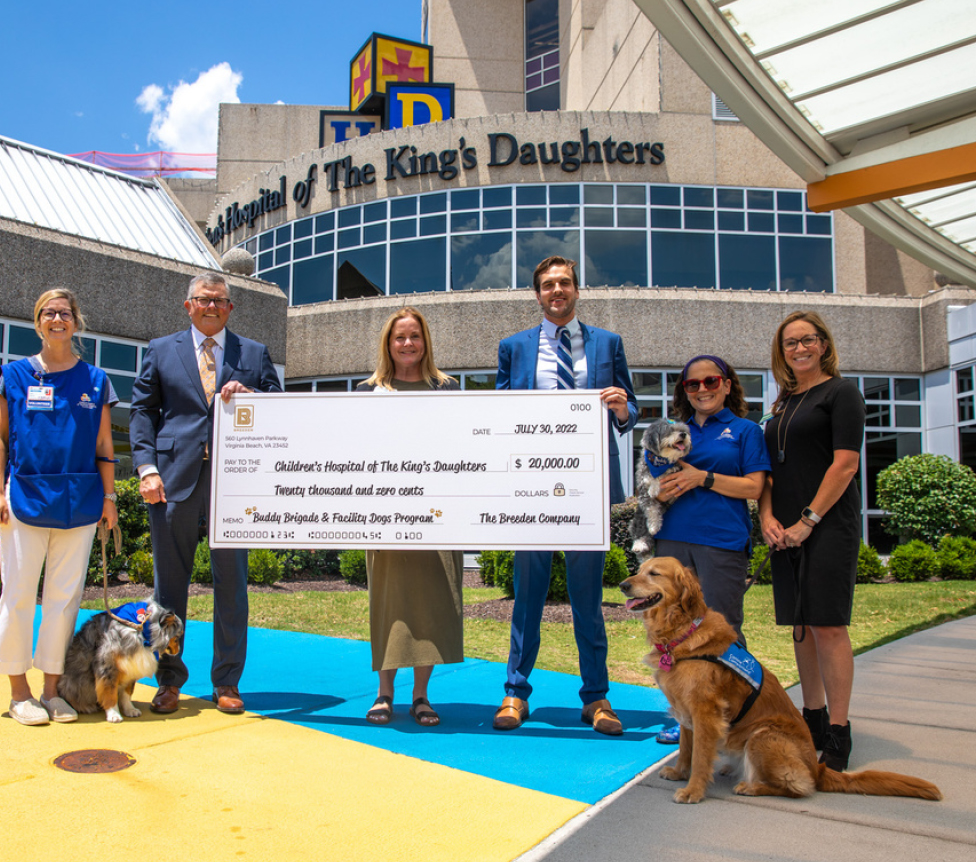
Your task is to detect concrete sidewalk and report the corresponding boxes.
[527,615,976,862]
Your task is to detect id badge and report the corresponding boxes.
[27,385,55,411]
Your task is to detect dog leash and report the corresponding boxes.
[98,520,143,631]
[744,546,772,592]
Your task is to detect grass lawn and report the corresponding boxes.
[85,579,976,691]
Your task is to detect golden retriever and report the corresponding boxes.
[621,557,942,804]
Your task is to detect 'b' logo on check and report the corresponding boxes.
[235,405,254,429]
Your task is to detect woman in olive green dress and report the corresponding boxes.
[355,307,463,727]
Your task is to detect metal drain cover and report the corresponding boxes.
[54,749,136,773]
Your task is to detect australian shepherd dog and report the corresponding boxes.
[58,600,183,723]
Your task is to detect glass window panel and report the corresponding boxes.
[542,67,559,85]
[865,403,891,427]
[315,233,334,254]
[584,207,613,227]
[526,57,542,75]
[549,185,579,205]
[294,219,313,239]
[526,82,559,111]
[958,395,974,423]
[316,380,350,393]
[363,223,387,245]
[451,189,480,210]
[868,515,896,555]
[778,237,833,292]
[685,210,714,230]
[259,232,274,251]
[244,239,256,254]
[636,404,665,422]
[739,373,764,399]
[258,251,274,271]
[649,185,680,206]
[719,211,745,231]
[894,378,921,400]
[778,214,804,234]
[895,404,921,427]
[484,210,512,231]
[807,214,832,235]
[865,432,921,508]
[275,246,291,265]
[583,185,613,205]
[651,208,681,228]
[294,239,313,259]
[337,247,385,294]
[517,186,547,206]
[717,188,744,209]
[652,232,716,289]
[747,190,774,210]
[451,233,513,290]
[420,215,447,236]
[549,207,580,227]
[631,372,663,396]
[584,230,647,288]
[748,212,775,232]
[617,185,645,206]
[285,381,315,392]
[462,373,497,390]
[617,208,647,228]
[338,207,361,228]
[451,212,479,232]
[391,220,417,240]
[515,230,580,288]
[262,265,291,294]
[363,202,386,223]
[483,187,512,208]
[517,208,548,228]
[315,212,335,232]
[275,225,292,244]
[719,234,776,290]
[292,256,334,305]
[684,187,714,208]
[777,191,803,212]
[419,193,447,214]
[390,238,446,294]
[99,341,138,372]
[863,378,890,400]
[666,372,682,393]
[960,426,976,471]
[957,367,974,392]
[391,197,417,218]
[77,337,95,364]
[106,372,133,403]
[338,227,361,249]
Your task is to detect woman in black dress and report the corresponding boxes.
[759,311,865,771]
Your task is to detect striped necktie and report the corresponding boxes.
[555,326,576,390]
[199,337,217,404]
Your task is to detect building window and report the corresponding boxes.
[526,0,559,112]
[956,366,976,470]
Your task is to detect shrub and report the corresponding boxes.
[248,548,283,585]
[748,543,773,586]
[276,548,341,579]
[486,546,628,601]
[192,539,212,583]
[936,535,976,580]
[857,542,887,584]
[339,549,368,586]
[476,550,513,587]
[602,544,630,587]
[888,539,940,583]
[610,498,640,577]
[127,549,155,586]
[877,454,976,545]
[86,476,151,584]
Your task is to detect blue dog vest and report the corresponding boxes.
[111,602,152,647]
[685,642,764,725]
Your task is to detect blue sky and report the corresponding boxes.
[2,0,423,156]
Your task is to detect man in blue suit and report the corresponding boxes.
[129,274,282,715]
[493,256,638,734]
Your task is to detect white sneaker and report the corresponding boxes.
[10,698,50,726]
[40,695,78,723]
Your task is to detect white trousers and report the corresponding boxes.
[0,504,97,676]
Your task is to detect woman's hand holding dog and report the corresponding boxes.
[658,462,702,502]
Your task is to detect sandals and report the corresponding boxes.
[409,697,440,727]
[366,695,393,725]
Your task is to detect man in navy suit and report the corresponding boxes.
[129,274,282,715]
[493,256,638,734]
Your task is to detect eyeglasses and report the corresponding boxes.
[190,296,231,309]
[682,375,724,393]
[40,309,75,322]
[782,334,821,352]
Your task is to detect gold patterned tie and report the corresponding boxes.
[199,337,217,404]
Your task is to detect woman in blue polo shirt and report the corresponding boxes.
[651,355,770,743]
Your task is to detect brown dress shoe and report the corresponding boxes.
[150,685,181,714]
[581,699,623,736]
[492,696,528,730]
[213,685,245,714]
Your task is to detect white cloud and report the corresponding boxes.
[137,63,242,153]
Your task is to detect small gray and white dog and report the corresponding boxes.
[58,599,183,723]
[630,419,692,560]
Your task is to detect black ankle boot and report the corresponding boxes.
[819,722,852,772]
[803,706,830,750]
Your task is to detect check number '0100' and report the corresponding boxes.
[511,454,594,471]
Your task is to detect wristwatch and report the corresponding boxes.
[702,471,715,490]
[104,493,118,503]
[801,506,821,524]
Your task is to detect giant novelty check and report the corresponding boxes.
[210,390,611,550]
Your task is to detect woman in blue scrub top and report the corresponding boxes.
[0,289,118,726]
[651,355,770,743]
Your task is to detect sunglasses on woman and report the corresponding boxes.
[682,375,724,393]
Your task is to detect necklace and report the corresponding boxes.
[775,387,812,464]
